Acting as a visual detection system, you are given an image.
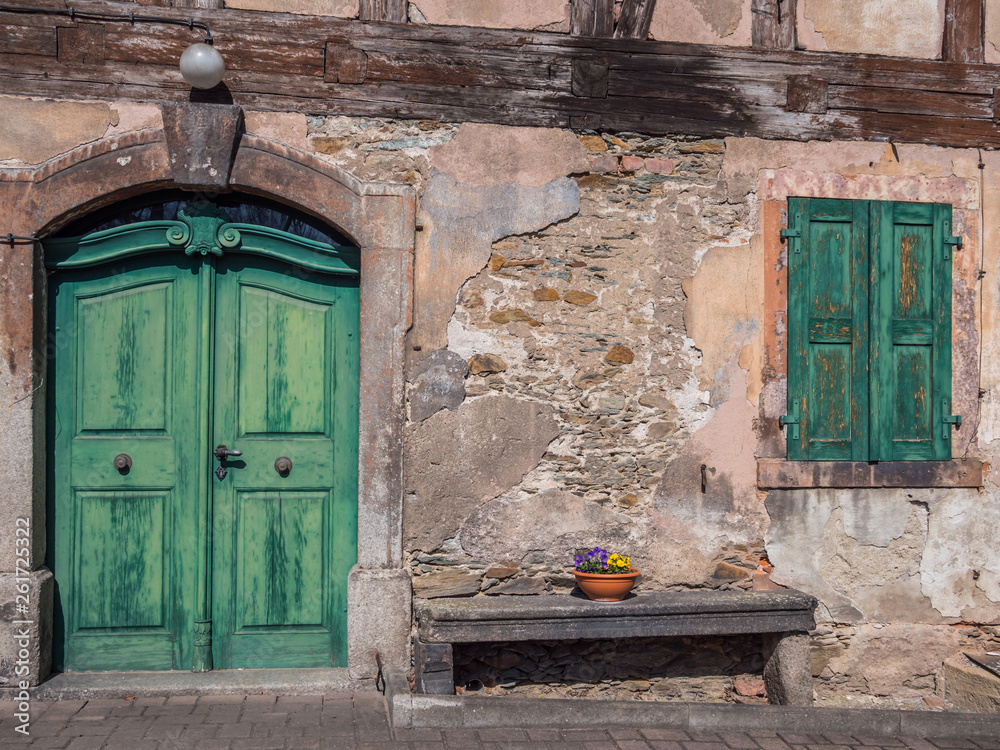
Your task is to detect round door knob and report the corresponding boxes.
[114,453,132,472]
[274,457,292,476]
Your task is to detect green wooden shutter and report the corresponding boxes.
[787,198,870,460]
[870,201,953,460]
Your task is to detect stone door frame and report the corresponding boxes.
[0,106,414,684]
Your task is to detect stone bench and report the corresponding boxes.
[414,589,817,705]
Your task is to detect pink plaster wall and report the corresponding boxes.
[649,0,752,47]
[411,0,570,31]
[796,0,946,59]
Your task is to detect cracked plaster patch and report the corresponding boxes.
[404,395,560,551]
[919,489,1000,620]
[989,2,1000,63]
[0,97,112,165]
[655,368,766,552]
[413,172,581,352]
[722,138,981,209]
[796,0,945,59]
[244,111,310,151]
[225,0,357,16]
[459,488,626,561]
[105,103,161,139]
[429,123,589,188]
[649,0,751,46]
[759,171,979,210]
[767,488,1000,624]
[411,0,569,31]
[682,240,763,405]
[823,622,964,696]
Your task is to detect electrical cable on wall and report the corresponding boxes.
[0,3,213,42]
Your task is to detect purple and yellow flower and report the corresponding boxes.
[574,547,632,574]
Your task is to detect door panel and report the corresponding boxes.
[76,492,167,629]
[212,257,358,668]
[237,491,327,628]
[77,283,172,431]
[50,260,201,671]
[237,287,330,436]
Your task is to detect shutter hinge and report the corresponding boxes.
[780,227,801,253]
[943,235,962,261]
[942,399,961,439]
[779,413,800,441]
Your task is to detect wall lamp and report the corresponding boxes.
[0,3,225,89]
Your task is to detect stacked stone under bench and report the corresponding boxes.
[414,589,817,706]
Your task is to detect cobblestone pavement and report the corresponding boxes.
[2,693,999,750]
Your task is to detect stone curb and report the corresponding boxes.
[382,668,1000,737]
[22,668,372,700]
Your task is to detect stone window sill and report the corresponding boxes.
[757,458,984,489]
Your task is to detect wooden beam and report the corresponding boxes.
[325,42,368,84]
[752,0,795,49]
[943,0,984,63]
[572,0,614,37]
[614,0,655,40]
[571,59,608,97]
[4,1,1000,149]
[785,75,826,113]
[360,0,407,23]
[57,24,106,66]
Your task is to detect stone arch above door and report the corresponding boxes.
[0,104,414,683]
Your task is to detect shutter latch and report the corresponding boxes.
[942,399,961,438]
[943,235,962,260]
[780,227,801,253]
[779,413,800,441]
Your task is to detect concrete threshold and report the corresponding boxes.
[31,668,373,700]
[382,668,1000,738]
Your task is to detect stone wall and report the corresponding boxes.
[2,94,1000,699]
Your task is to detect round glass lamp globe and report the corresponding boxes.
[179,43,226,89]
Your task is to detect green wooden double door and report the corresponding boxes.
[46,207,359,672]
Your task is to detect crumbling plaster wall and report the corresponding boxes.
[3,93,1000,700]
[357,122,998,699]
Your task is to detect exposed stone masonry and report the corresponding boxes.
[453,634,768,703]
[433,133,751,588]
[305,113,762,595]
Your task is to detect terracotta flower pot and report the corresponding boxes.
[573,570,640,601]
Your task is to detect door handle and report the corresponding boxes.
[214,444,243,480]
[214,444,243,461]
